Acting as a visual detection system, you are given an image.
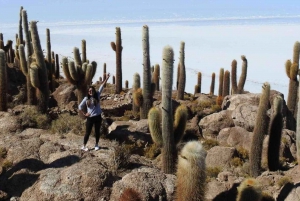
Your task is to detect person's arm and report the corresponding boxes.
[99,73,111,94]
[78,97,90,117]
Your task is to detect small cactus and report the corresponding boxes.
[175,141,207,201]
[132,73,141,113]
[210,73,215,96]
[111,27,122,94]
[223,70,230,97]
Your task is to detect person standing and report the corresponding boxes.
[78,73,110,151]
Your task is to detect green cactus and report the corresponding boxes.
[237,55,248,93]
[197,72,202,93]
[177,41,186,100]
[218,68,224,96]
[30,21,50,113]
[82,39,87,63]
[250,82,270,177]
[267,95,283,171]
[132,73,141,113]
[236,178,262,201]
[222,70,230,97]
[111,27,122,94]
[141,25,153,119]
[175,141,207,201]
[210,72,215,96]
[0,50,7,111]
[161,45,176,174]
[148,107,163,147]
[62,47,97,103]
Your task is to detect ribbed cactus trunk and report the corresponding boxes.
[153,64,160,91]
[250,82,270,177]
[237,55,247,93]
[55,53,60,79]
[267,95,283,171]
[30,21,50,113]
[103,63,107,87]
[111,27,122,94]
[231,59,237,94]
[18,6,23,46]
[177,41,186,100]
[82,39,87,63]
[22,9,36,105]
[132,73,141,113]
[197,72,201,93]
[222,70,230,97]
[0,50,7,111]
[175,141,207,201]
[218,68,224,97]
[210,73,215,95]
[141,25,152,119]
[161,45,176,174]
[46,28,54,92]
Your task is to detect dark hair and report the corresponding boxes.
[86,86,99,106]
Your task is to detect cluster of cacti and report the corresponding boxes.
[29,21,50,113]
[119,188,142,201]
[177,41,186,100]
[231,55,248,94]
[0,50,7,111]
[210,72,215,95]
[236,178,262,201]
[111,27,122,94]
[62,45,97,103]
[250,82,270,177]
[175,141,206,201]
[140,25,153,119]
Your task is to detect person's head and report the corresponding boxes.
[88,86,96,97]
[86,86,99,106]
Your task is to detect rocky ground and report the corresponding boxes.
[0,66,300,201]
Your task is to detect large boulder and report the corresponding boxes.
[110,167,176,201]
[205,146,237,168]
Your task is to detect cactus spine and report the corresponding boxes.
[111,27,122,94]
[236,178,262,201]
[141,25,153,119]
[210,72,215,95]
[177,41,186,100]
[267,95,283,171]
[161,45,176,174]
[175,141,207,201]
[30,21,50,113]
[223,70,230,97]
[250,82,270,177]
[0,50,7,111]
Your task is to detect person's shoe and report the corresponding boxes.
[94,145,100,151]
[81,146,88,151]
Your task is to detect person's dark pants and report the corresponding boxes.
[83,114,102,145]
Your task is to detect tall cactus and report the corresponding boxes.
[18,6,24,46]
[21,9,36,105]
[30,21,50,113]
[210,73,215,96]
[161,45,176,174]
[62,46,97,103]
[141,25,152,119]
[81,39,87,63]
[152,64,160,91]
[296,79,300,167]
[267,95,283,171]
[46,28,54,92]
[132,73,141,113]
[197,72,202,93]
[237,55,248,93]
[111,27,122,94]
[218,68,224,97]
[0,50,7,111]
[223,70,230,97]
[55,53,60,79]
[231,59,238,94]
[175,141,207,201]
[250,82,270,177]
[103,63,107,87]
[177,41,186,100]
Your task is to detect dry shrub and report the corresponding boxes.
[144,143,160,159]
[191,100,213,113]
[0,147,7,158]
[206,167,222,181]
[236,147,249,161]
[231,157,244,167]
[277,176,292,188]
[2,159,13,171]
[108,141,131,175]
[19,106,50,129]
[119,188,142,201]
[124,110,140,120]
[210,104,221,112]
[202,138,219,150]
[51,113,85,135]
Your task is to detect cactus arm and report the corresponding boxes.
[19,44,27,75]
[62,57,76,85]
[237,55,248,93]
[82,39,86,63]
[173,105,188,144]
[148,107,163,147]
[73,47,82,67]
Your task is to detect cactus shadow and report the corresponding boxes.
[276,182,298,201]
[212,183,239,201]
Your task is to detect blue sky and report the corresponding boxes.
[1,0,300,24]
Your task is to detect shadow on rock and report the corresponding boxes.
[212,183,239,201]
[0,155,80,198]
[276,182,297,201]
